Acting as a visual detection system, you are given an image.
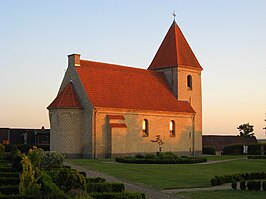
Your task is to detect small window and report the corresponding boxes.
[170,120,175,137]
[187,75,192,90]
[142,119,149,137]
[189,131,191,138]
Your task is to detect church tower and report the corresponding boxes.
[148,20,203,155]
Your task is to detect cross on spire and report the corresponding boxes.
[173,10,176,21]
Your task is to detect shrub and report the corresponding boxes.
[0,172,19,178]
[223,145,243,155]
[248,155,266,159]
[231,180,237,190]
[135,154,144,159]
[38,171,66,199]
[11,155,22,172]
[56,168,86,192]
[254,181,261,191]
[27,146,45,169]
[248,144,262,155]
[202,147,216,155]
[86,177,106,183]
[0,145,5,160]
[247,180,255,191]
[90,191,145,199]
[210,178,217,186]
[0,177,20,185]
[144,154,156,160]
[40,151,65,171]
[262,181,266,191]
[87,182,125,193]
[240,180,246,190]
[0,185,19,195]
[157,152,178,160]
[19,155,41,197]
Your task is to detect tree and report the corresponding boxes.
[237,123,254,137]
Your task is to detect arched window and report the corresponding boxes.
[142,119,149,137]
[187,75,192,90]
[170,120,175,137]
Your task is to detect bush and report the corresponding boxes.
[0,166,12,172]
[254,181,261,191]
[135,154,144,159]
[38,171,66,199]
[247,181,255,191]
[4,145,49,153]
[0,194,35,199]
[86,177,106,183]
[144,154,156,160]
[90,191,145,199]
[0,177,20,185]
[240,180,246,190]
[87,182,125,193]
[40,151,65,171]
[56,168,86,192]
[231,180,237,190]
[0,185,19,195]
[157,152,178,160]
[248,144,263,155]
[248,155,266,159]
[0,172,19,178]
[223,145,243,155]
[263,181,266,191]
[203,147,216,155]
[0,145,5,160]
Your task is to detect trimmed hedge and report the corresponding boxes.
[4,144,49,153]
[223,145,243,155]
[0,177,20,185]
[115,157,207,164]
[248,155,266,159]
[210,172,266,186]
[90,191,145,199]
[86,177,106,183]
[202,147,216,155]
[0,172,19,178]
[87,182,125,193]
[0,185,19,195]
[0,167,12,172]
[263,181,266,191]
[0,195,35,199]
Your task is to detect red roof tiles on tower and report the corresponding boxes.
[149,21,203,70]
[47,82,82,109]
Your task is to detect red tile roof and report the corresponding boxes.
[75,60,195,113]
[149,21,203,70]
[47,82,82,109]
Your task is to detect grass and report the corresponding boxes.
[177,190,266,199]
[66,158,266,189]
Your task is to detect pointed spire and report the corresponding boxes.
[148,21,203,71]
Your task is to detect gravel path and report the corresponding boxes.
[64,159,239,199]
[64,161,177,199]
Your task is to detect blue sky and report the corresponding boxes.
[1,0,266,138]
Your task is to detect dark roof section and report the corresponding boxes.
[75,60,195,114]
[47,82,82,109]
[203,135,258,151]
[149,21,203,71]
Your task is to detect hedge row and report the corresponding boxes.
[211,172,266,186]
[0,172,19,178]
[0,177,20,185]
[202,147,216,155]
[87,182,125,193]
[223,144,266,155]
[0,167,11,172]
[231,180,266,191]
[90,191,146,199]
[86,177,106,183]
[115,157,207,164]
[247,155,266,159]
[0,185,19,195]
[0,195,35,199]
[4,144,49,153]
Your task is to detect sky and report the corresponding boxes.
[1,0,266,138]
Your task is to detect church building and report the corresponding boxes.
[47,20,203,158]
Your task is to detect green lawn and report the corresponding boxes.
[66,158,266,189]
[178,190,266,199]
